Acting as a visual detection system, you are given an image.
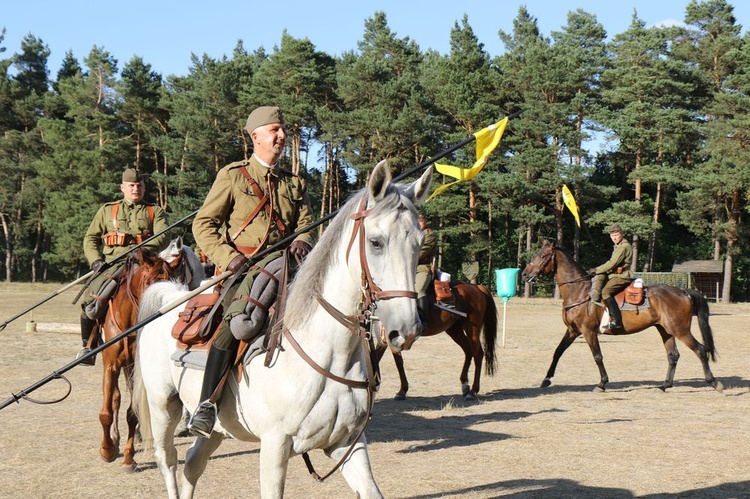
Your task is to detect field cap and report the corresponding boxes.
[608,223,623,234]
[122,168,143,183]
[245,106,284,134]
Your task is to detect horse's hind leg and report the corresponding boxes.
[390,351,409,400]
[444,324,473,397]
[581,329,609,391]
[672,326,722,392]
[121,363,138,471]
[542,328,581,388]
[656,326,679,391]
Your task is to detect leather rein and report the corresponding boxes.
[289,193,417,482]
[532,247,592,311]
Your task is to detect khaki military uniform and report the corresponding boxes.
[81,200,169,310]
[591,238,633,300]
[416,227,437,298]
[193,156,316,349]
[193,156,315,271]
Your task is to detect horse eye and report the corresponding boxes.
[369,238,383,250]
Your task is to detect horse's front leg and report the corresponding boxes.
[445,324,474,399]
[181,431,224,499]
[541,328,580,388]
[258,433,292,499]
[333,434,383,499]
[99,358,119,463]
[581,328,609,391]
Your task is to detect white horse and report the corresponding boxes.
[132,161,432,498]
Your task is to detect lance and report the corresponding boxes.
[0,270,232,410]
[70,209,199,305]
[0,272,94,332]
[0,112,520,410]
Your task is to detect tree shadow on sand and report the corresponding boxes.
[397,477,750,498]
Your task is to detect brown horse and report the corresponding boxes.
[98,239,204,469]
[522,241,722,392]
[378,281,498,400]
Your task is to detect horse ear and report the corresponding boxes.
[404,166,433,206]
[175,236,183,250]
[369,160,392,201]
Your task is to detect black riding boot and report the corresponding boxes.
[187,344,234,438]
[605,297,625,332]
[76,316,99,366]
[417,296,430,329]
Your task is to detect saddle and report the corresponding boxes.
[613,278,646,308]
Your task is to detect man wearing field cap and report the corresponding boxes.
[190,105,316,438]
[77,168,169,364]
[588,223,633,332]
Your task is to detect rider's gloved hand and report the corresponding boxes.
[289,240,312,264]
[226,254,249,275]
[91,259,105,272]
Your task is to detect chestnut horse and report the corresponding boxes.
[522,241,722,392]
[378,281,498,400]
[98,239,204,469]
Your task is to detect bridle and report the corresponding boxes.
[286,192,418,482]
[529,246,592,310]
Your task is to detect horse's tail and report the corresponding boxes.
[686,288,717,361]
[477,284,498,376]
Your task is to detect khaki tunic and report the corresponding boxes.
[83,200,169,265]
[593,238,633,298]
[416,227,438,298]
[192,156,316,271]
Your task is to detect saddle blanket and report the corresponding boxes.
[170,334,266,371]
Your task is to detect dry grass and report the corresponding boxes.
[0,283,748,498]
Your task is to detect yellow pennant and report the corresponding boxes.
[561,184,581,227]
[429,117,508,200]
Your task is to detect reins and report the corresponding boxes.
[287,192,416,482]
[531,247,593,311]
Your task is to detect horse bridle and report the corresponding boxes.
[532,246,593,310]
[285,192,418,482]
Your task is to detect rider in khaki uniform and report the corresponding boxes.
[77,168,169,364]
[189,105,316,438]
[416,212,437,325]
[588,223,633,332]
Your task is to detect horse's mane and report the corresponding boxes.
[550,243,587,276]
[283,181,416,331]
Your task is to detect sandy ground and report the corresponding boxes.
[0,282,748,498]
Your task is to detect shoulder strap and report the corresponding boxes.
[111,204,119,231]
[231,169,271,242]
[146,205,155,229]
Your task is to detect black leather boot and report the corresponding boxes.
[417,296,430,328]
[187,344,234,438]
[76,316,99,366]
[605,297,625,333]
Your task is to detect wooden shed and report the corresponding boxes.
[671,260,724,302]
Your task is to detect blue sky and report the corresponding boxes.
[3,1,748,78]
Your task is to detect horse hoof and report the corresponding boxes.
[593,385,605,393]
[100,449,118,463]
[464,392,478,401]
[121,462,137,474]
[461,385,470,396]
[712,380,724,393]
[394,393,406,401]
[540,379,551,388]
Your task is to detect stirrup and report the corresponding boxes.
[76,347,96,366]
[187,401,217,438]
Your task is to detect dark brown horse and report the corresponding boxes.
[98,239,204,469]
[522,241,721,392]
[378,281,498,400]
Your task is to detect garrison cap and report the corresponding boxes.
[122,168,143,183]
[608,223,623,234]
[244,106,284,134]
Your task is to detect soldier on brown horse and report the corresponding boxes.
[522,241,721,392]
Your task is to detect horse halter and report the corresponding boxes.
[343,193,418,323]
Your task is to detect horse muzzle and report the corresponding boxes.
[387,328,418,352]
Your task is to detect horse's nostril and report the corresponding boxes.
[388,330,400,343]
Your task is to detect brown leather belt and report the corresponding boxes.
[235,245,258,256]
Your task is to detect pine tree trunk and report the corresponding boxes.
[1,213,12,282]
[645,182,662,272]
